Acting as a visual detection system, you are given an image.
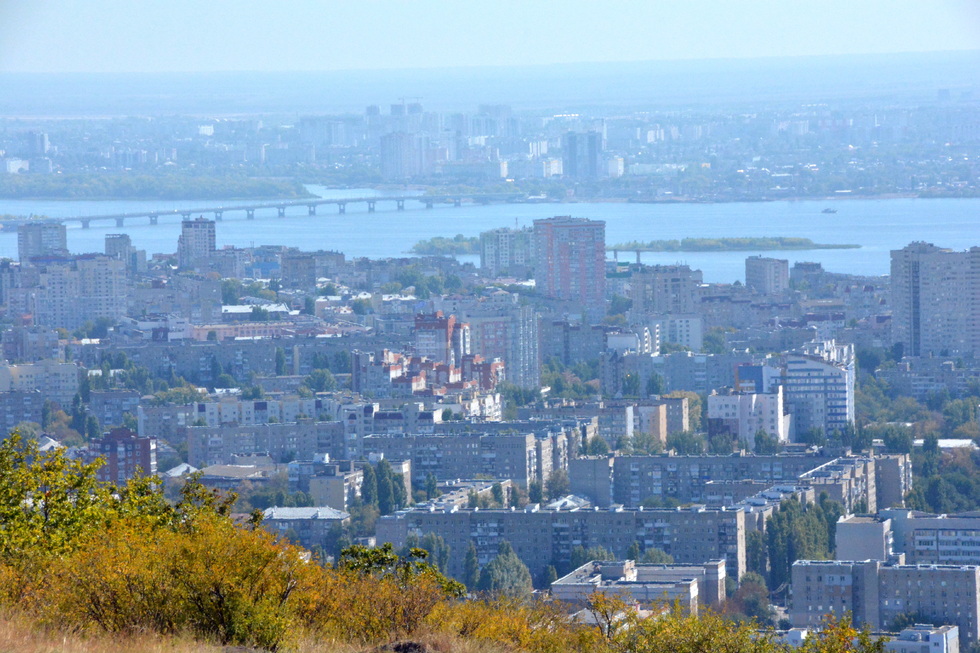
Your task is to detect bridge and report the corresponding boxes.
[2,193,525,229]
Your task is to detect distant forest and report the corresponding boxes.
[410,234,480,255]
[609,237,860,251]
[0,173,310,200]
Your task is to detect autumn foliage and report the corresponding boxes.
[0,432,886,652]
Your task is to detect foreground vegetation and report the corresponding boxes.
[0,432,888,652]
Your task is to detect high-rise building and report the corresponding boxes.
[479,227,534,278]
[105,233,146,274]
[414,312,470,366]
[533,216,606,321]
[435,292,540,389]
[890,242,980,357]
[94,428,157,484]
[628,265,703,322]
[782,340,855,439]
[791,560,980,646]
[380,132,419,180]
[745,256,789,295]
[561,131,603,179]
[17,222,67,264]
[28,255,127,330]
[177,217,216,269]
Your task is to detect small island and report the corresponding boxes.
[410,234,480,255]
[608,237,860,252]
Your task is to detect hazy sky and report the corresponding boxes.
[1,0,978,73]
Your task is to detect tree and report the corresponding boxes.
[584,436,610,456]
[640,548,674,564]
[274,347,287,376]
[478,541,533,599]
[646,373,665,397]
[491,482,504,506]
[627,541,641,561]
[754,429,780,454]
[545,469,570,500]
[425,473,439,500]
[528,480,543,504]
[361,464,378,507]
[667,430,706,455]
[621,373,640,398]
[464,542,480,590]
[304,369,336,393]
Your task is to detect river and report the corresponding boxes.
[1,188,977,283]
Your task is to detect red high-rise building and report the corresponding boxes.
[533,216,606,321]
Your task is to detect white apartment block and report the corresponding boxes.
[0,360,80,405]
[707,386,790,447]
[791,560,980,645]
[745,255,789,295]
[890,242,980,358]
[783,340,855,439]
[479,227,534,277]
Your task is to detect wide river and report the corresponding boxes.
[0,187,977,283]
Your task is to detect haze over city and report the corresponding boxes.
[0,3,979,653]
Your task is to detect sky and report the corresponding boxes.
[0,0,978,74]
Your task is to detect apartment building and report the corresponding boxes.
[880,510,980,566]
[707,387,790,448]
[790,560,980,645]
[782,340,855,438]
[551,559,727,614]
[376,504,747,582]
[184,420,345,467]
[745,256,790,296]
[608,453,836,508]
[890,242,980,357]
[479,227,534,278]
[0,359,79,405]
[93,428,157,484]
[533,216,606,321]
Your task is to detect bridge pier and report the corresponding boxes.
[635,250,641,264]
[612,250,618,261]
[81,219,90,229]
[277,206,286,218]
[214,211,223,221]
[338,203,346,214]
[367,201,376,212]
[308,204,317,216]
[149,214,158,225]
[180,212,192,220]
[396,200,405,211]
[453,198,462,207]
[115,217,125,227]
[246,209,255,220]
[424,200,433,209]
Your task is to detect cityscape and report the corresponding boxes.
[0,2,979,652]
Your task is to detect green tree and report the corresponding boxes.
[478,541,533,599]
[464,542,480,590]
[304,368,336,392]
[754,430,780,454]
[361,465,378,508]
[274,347,287,376]
[667,430,706,454]
[640,548,674,564]
[425,473,439,500]
[528,480,543,504]
[545,469,570,499]
[646,373,665,397]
